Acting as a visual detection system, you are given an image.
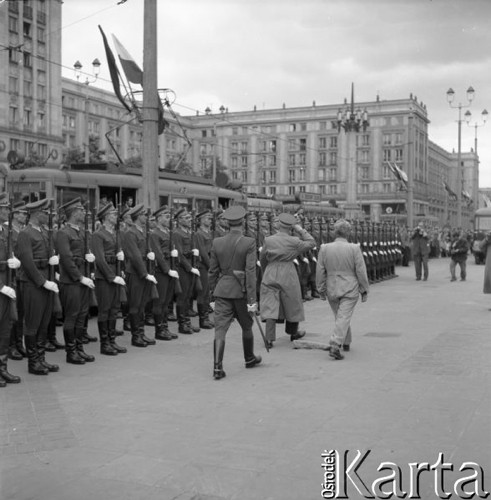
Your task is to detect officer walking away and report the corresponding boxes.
[449,229,469,282]
[316,219,369,360]
[0,193,22,386]
[259,213,315,347]
[17,199,60,375]
[411,222,430,281]
[57,198,96,365]
[209,206,261,380]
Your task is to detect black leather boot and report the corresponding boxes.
[25,336,49,375]
[130,314,147,347]
[154,314,173,341]
[75,328,95,362]
[37,339,60,372]
[107,319,127,353]
[213,339,226,380]
[177,306,193,334]
[167,302,177,322]
[0,354,21,383]
[243,336,261,369]
[139,314,156,345]
[47,316,65,350]
[64,329,85,365]
[198,304,214,329]
[162,313,177,339]
[98,321,118,356]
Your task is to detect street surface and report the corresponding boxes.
[1,257,490,500]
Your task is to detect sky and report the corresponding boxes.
[60,0,491,186]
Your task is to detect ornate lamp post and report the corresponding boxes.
[465,108,488,156]
[74,59,102,163]
[337,83,369,219]
[446,86,475,228]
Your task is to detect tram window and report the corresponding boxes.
[159,195,169,207]
[11,182,46,204]
[195,198,213,213]
[56,187,96,208]
[172,197,191,212]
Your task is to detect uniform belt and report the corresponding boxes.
[33,259,49,269]
[104,255,117,264]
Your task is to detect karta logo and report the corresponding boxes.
[321,450,490,499]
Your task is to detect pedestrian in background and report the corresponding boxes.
[449,230,469,282]
[479,232,491,300]
[316,219,369,360]
[411,222,430,281]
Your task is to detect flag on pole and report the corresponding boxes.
[111,34,167,135]
[387,162,408,189]
[98,26,132,114]
[481,193,491,207]
[462,190,473,206]
[442,180,458,201]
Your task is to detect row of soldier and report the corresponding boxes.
[0,193,403,386]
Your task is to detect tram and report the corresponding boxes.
[3,164,247,213]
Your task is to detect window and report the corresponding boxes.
[362,134,370,146]
[241,156,248,167]
[288,186,296,195]
[200,143,207,155]
[328,185,337,195]
[9,76,18,94]
[69,116,75,128]
[269,140,276,152]
[299,138,306,151]
[232,127,238,135]
[319,152,326,166]
[395,133,402,145]
[383,134,392,146]
[23,109,31,126]
[319,185,326,195]
[360,184,369,194]
[359,166,369,180]
[395,148,403,161]
[268,155,276,167]
[329,152,337,165]
[300,123,307,131]
[241,171,248,182]
[261,171,266,184]
[269,187,276,196]
[289,123,296,132]
[319,121,327,130]
[37,26,45,42]
[9,47,19,64]
[260,141,266,152]
[289,154,296,166]
[9,106,18,123]
[383,183,392,193]
[360,150,369,163]
[299,169,306,181]
[10,139,20,151]
[231,142,238,153]
[23,52,32,67]
[383,165,391,179]
[23,22,31,38]
[383,149,391,162]
[269,171,276,182]
[241,127,248,135]
[37,84,46,100]
[201,130,207,138]
[289,169,296,182]
[319,137,327,149]
[318,169,326,181]
[37,113,45,128]
[329,168,337,181]
[25,141,35,155]
[299,186,306,193]
[231,157,238,168]
[288,139,296,150]
[299,154,306,166]
[24,81,32,97]
[9,16,18,32]
[38,143,48,157]
[240,142,248,153]
[330,136,338,149]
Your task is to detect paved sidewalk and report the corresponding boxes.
[1,257,490,500]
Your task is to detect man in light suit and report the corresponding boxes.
[316,219,369,360]
[209,206,260,380]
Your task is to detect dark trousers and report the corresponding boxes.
[21,282,53,338]
[196,265,210,306]
[214,297,253,342]
[126,273,152,315]
[0,295,12,356]
[154,271,175,315]
[60,283,90,331]
[413,253,429,280]
[95,279,120,322]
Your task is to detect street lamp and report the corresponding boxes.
[446,86,475,228]
[74,59,102,163]
[465,108,488,156]
[337,83,369,220]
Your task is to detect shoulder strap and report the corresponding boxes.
[222,235,243,274]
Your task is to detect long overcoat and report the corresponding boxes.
[259,231,315,322]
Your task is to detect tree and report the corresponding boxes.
[165,156,195,176]
[88,134,105,163]
[125,155,142,169]
[202,157,228,180]
[64,146,84,165]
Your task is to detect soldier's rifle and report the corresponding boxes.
[84,200,98,307]
[47,200,62,314]
[190,210,202,294]
[6,200,18,321]
[115,194,127,304]
[145,208,159,300]
[169,208,182,295]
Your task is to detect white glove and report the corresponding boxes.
[147,252,155,261]
[145,274,157,284]
[192,248,199,257]
[116,250,125,261]
[55,272,60,281]
[293,259,299,266]
[247,303,258,313]
[168,269,179,279]
[312,257,317,263]
[0,285,16,300]
[258,246,263,253]
[209,301,215,312]
[191,267,200,276]
[170,249,178,258]
[48,255,59,266]
[113,276,126,286]
[7,256,21,269]
[85,252,96,263]
[303,257,309,264]
[256,260,261,267]
[313,246,317,251]
[80,276,95,289]
[43,280,59,293]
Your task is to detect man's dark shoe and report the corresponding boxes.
[213,368,226,380]
[141,334,156,345]
[290,330,306,341]
[178,325,193,335]
[329,343,344,360]
[44,341,57,352]
[342,344,350,352]
[245,355,262,368]
[8,346,23,361]
[156,330,174,341]
[451,277,457,282]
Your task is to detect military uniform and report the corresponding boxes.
[17,199,60,375]
[209,206,261,380]
[92,202,128,355]
[121,204,156,347]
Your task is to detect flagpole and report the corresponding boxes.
[142,0,159,211]
[407,110,414,229]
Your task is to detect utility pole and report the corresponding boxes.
[407,109,414,228]
[142,0,159,210]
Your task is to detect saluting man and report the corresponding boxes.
[209,206,261,380]
[194,209,214,329]
[91,202,128,355]
[56,198,96,365]
[259,213,315,347]
[149,205,179,341]
[17,199,60,375]
[0,193,22,386]
[173,208,201,334]
[122,203,157,347]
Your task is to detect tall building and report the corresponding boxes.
[0,0,63,175]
